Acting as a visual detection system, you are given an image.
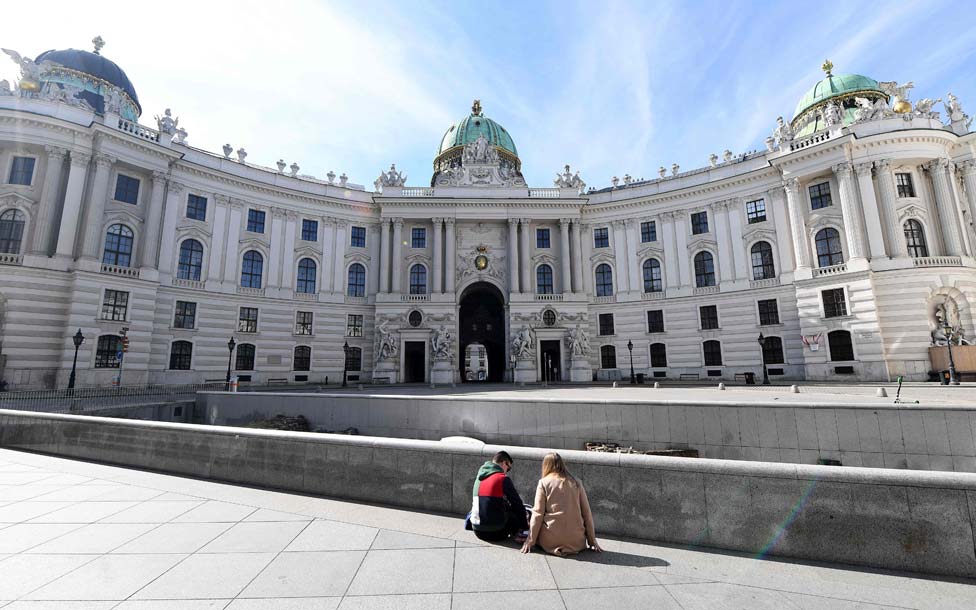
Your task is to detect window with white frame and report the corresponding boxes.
[100,289,129,321]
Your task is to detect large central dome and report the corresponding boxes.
[432,100,522,185]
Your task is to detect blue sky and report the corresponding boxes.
[3,0,975,189]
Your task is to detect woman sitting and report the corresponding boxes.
[520,452,602,556]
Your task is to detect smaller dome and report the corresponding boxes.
[35,48,141,118]
[437,101,518,158]
[792,73,884,120]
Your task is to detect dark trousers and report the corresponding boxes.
[474,504,529,542]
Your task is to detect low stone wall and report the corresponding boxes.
[2,408,975,578]
[197,392,976,472]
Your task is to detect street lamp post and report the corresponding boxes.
[627,340,635,385]
[342,341,350,388]
[757,333,770,385]
[67,329,84,390]
[944,318,960,386]
[225,337,236,391]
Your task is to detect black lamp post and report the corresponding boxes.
[757,333,771,385]
[225,337,236,390]
[944,317,960,386]
[342,341,350,388]
[627,340,636,385]
[67,329,84,390]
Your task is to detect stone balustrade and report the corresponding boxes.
[527,188,561,198]
[534,293,563,301]
[117,118,160,143]
[294,292,319,302]
[236,286,265,297]
[400,187,435,197]
[172,278,205,289]
[813,263,848,277]
[400,294,430,302]
[641,291,665,300]
[912,256,963,267]
[0,253,24,266]
[100,263,140,278]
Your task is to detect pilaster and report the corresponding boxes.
[519,218,531,294]
[783,177,812,271]
[432,217,444,294]
[390,218,403,293]
[926,158,965,256]
[833,163,868,261]
[334,219,349,294]
[139,170,168,269]
[80,153,116,260]
[854,162,887,259]
[445,217,456,293]
[30,145,68,256]
[559,218,572,294]
[726,198,749,280]
[508,218,520,293]
[570,220,584,293]
[874,160,907,258]
[379,218,391,293]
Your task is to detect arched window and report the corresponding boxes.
[815,228,844,268]
[102,224,134,267]
[600,345,617,369]
[294,345,311,371]
[536,264,554,294]
[694,251,715,287]
[169,341,193,370]
[751,241,775,280]
[94,335,122,368]
[642,259,662,293]
[409,264,427,295]
[347,263,366,297]
[0,209,26,254]
[240,251,264,288]
[828,330,854,362]
[296,258,317,293]
[595,263,613,297]
[345,346,362,371]
[703,340,723,366]
[650,343,667,368]
[235,343,255,370]
[761,336,784,365]
[177,239,204,281]
[904,220,928,258]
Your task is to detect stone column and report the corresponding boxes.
[282,212,298,291]
[948,162,973,256]
[208,195,229,282]
[391,218,403,293]
[674,214,691,287]
[834,162,868,261]
[854,162,887,259]
[80,153,115,260]
[727,198,749,280]
[611,220,629,293]
[661,212,679,289]
[571,220,583,293]
[874,160,907,258]
[519,219,531,294]
[767,186,796,272]
[30,145,68,255]
[379,218,391,293]
[139,170,167,268]
[220,199,242,283]
[712,202,734,282]
[432,217,444,294]
[508,218,520,293]
[927,158,965,256]
[581,223,593,294]
[334,220,348,293]
[267,208,286,288]
[55,152,91,258]
[445,218,456,293]
[321,220,335,293]
[783,178,811,269]
[624,219,641,291]
[559,218,572,294]
[959,160,976,244]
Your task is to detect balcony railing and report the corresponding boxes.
[117,118,160,143]
[534,293,563,301]
[345,295,367,304]
[813,263,847,277]
[912,256,963,267]
[0,252,23,266]
[400,294,430,302]
[693,285,719,295]
[237,286,266,297]
[172,277,205,289]
[641,290,664,300]
[400,187,435,197]
[100,263,140,278]
[593,295,616,304]
[750,277,780,289]
[294,291,320,302]
[528,188,561,198]
[789,131,832,151]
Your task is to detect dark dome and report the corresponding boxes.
[35,48,141,114]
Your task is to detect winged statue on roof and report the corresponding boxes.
[2,48,59,92]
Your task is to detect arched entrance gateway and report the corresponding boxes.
[458,282,506,382]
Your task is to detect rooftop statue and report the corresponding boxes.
[853,97,891,123]
[174,127,188,145]
[880,81,914,113]
[155,109,178,135]
[821,100,843,128]
[375,163,407,190]
[40,81,94,111]
[945,93,973,130]
[1,48,57,92]
[914,98,941,120]
[772,116,794,149]
[554,164,585,191]
[0,80,11,96]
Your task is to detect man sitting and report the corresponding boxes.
[467,450,529,542]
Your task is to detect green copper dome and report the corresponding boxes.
[792,73,885,120]
[437,100,518,158]
[789,61,890,138]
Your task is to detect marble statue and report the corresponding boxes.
[155,109,178,135]
[822,101,843,128]
[236,148,247,163]
[914,98,941,120]
[462,134,499,165]
[671,164,680,176]
[2,48,57,91]
[658,167,666,178]
[554,164,585,191]
[376,319,399,361]
[431,325,454,360]
[566,324,590,357]
[276,160,286,173]
[931,299,972,346]
[0,80,11,96]
[222,144,233,158]
[290,163,300,177]
[853,97,891,122]
[174,127,188,145]
[327,171,336,184]
[881,81,914,106]
[103,87,122,114]
[946,93,965,121]
[723,149,733,162]
[623,174,633,185]
[511,325,535,360]
[709,153,718,167]
[764,137,775,152]
[611,176,620,187]
[339,173,348,187]
[375,164,407,189]
[773,116,794,148]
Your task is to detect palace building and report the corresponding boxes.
[0,45,974,389]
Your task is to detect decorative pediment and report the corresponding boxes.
[807,206,842,227]
[742,227,777,242]
[404,251,429,264]
[897,203,927,223]
[0,191,36,209]
[294,244,320,259]
[344,251,370,264]
[239,235,270,253]
[589,250,615,264]
[687,235,718,251]
[175,225,212,243]
[637,243,665,258]
[531,252,556,266]
[807,215,843,237]
[104,208,144,229]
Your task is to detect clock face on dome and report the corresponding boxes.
[474,254,489,270]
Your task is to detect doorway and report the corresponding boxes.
[540,340,561,382]
[403,341,426,383]
[458,282,505,382]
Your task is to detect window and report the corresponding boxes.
[0,209,26,254]
[896,173,916,198]
[593,227,609,248]
[411,227,426,248]
[301,219,318,241]
[100,290,129,321]
[246,209,266,233]
[186,194,207,221]
[600,345,617,369]
[814,228,844,268]
[650,343,667,368]
[173,301,196,329]
[822,288,848,318]
[904,220,928,258]
[293,346,311,371]
[409,264,427,294]
[177,239,204,281]
[408,310,422,327]
[694,251,715,287]
[235,343,255,370]
[828,330,855,362]
[751,241,775,280]
[809,182,832,210]
[238,307,258,333]
[642,259,662,293]
[691,211,709,235]
[758,299,779,326]
[345,346,362,371]
[598,313,615,336]
[350,226,366,247]
[699,305,719,330]
[536,264,553,294]
[347,263,366,297]
[240,250,264,288]
[8,156,35,185]
[536,228,550,248]
[542,310,557,326]
[746,199,766,224]
[346,314,363,337]
[640,221,656,243]
[761,336,784,365]
[102,224,134,267]
[296,258,317,293]
[647,310,664,333]
[95,335,122,368]
[296,311,313,335]
[113,174,140,205]
[169,341,193,370]
[595,264,613,297]
[703,340,722,366]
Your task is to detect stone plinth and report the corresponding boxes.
[514,358,536,383]
[373,361,397,384]
[570,357,592,382]
[431,359,454,384]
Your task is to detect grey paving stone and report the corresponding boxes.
[779,591,899,609]
[0,501,75,523]
[346,548,455,595]
[239,550,366,598]
[132,552,276,599]
[0,473,60,485]
[113,602,229,610]
[370,529,455,549]
[0,523,83,553]
[665,582,801,610]
[29,485,122,502]
[99,500,204,523]
[452,590,565,610]
[452,546,556,592]
[112,522,234,554]
[338,593,451,610]
[561,585,682,610]
[26,522,156,554]
[170,500,257,523]
[545,551,663,588]
[242,507,312,521]
[227,599,339,610]
[0,554,97,599]
[27,501,139,524]
[1,602,118,609]
[24,553,185,601]
[198,520,309,553]
[0,485,68,503]
[286,520,379,551]
[88,486,166,502]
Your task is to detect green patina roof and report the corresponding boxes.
[438,105,518,157]
[792,73,885,120]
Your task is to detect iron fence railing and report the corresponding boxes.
[0,382,225,414]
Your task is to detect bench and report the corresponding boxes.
[679,373,700,381]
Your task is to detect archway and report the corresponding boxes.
[458,282,506,382]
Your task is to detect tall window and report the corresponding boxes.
[699,305,719,330]
[173,301,197,329]
[246,209,265,233]
[296,258,317,293]
[101,289,129,321]
[746,199,766,224]
[238,307,259,333]
[114,174,140,204]
[8,156,35,185]
[94,335,122,368]
[295,311,313,335]
[762,336,785,365]
[896,173,916,198]
[595,263,613,296]
[177,239,204,281]
[642,259,662,293]
[411,227,426,248]
[347,263,366,297]
[751,241,775,280]
[235,343,255,370]
[650,343,667,368]
[293,346,311,371]
[703,340,723,366]
[536,228,550,248]
[593,227,609,248]
[169,341,193,370]
[647,310,664,333]
[350,226,366,247]
[345,346,362,371]
[301,219,318,241]
[691,211,709,234]
[822,288,848,318]
[102,224,134,267]
[536,264,553,294]
[694,251,715,287]
[904,220,928,258]
[600,345,616,369]
[0,209,26,254]
[815,228,844,267]
[186,194,207,221]
[240,250,264,288]
[599,313,615,336]
[758,299,779,326]
[409,264,427,294]
[346,314,363,337]
[640,221,656,243]
[809,182,832,210]
[828,330,854,361]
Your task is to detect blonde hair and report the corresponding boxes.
[541,452,576,484]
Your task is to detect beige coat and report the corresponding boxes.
[526,474,597,556]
